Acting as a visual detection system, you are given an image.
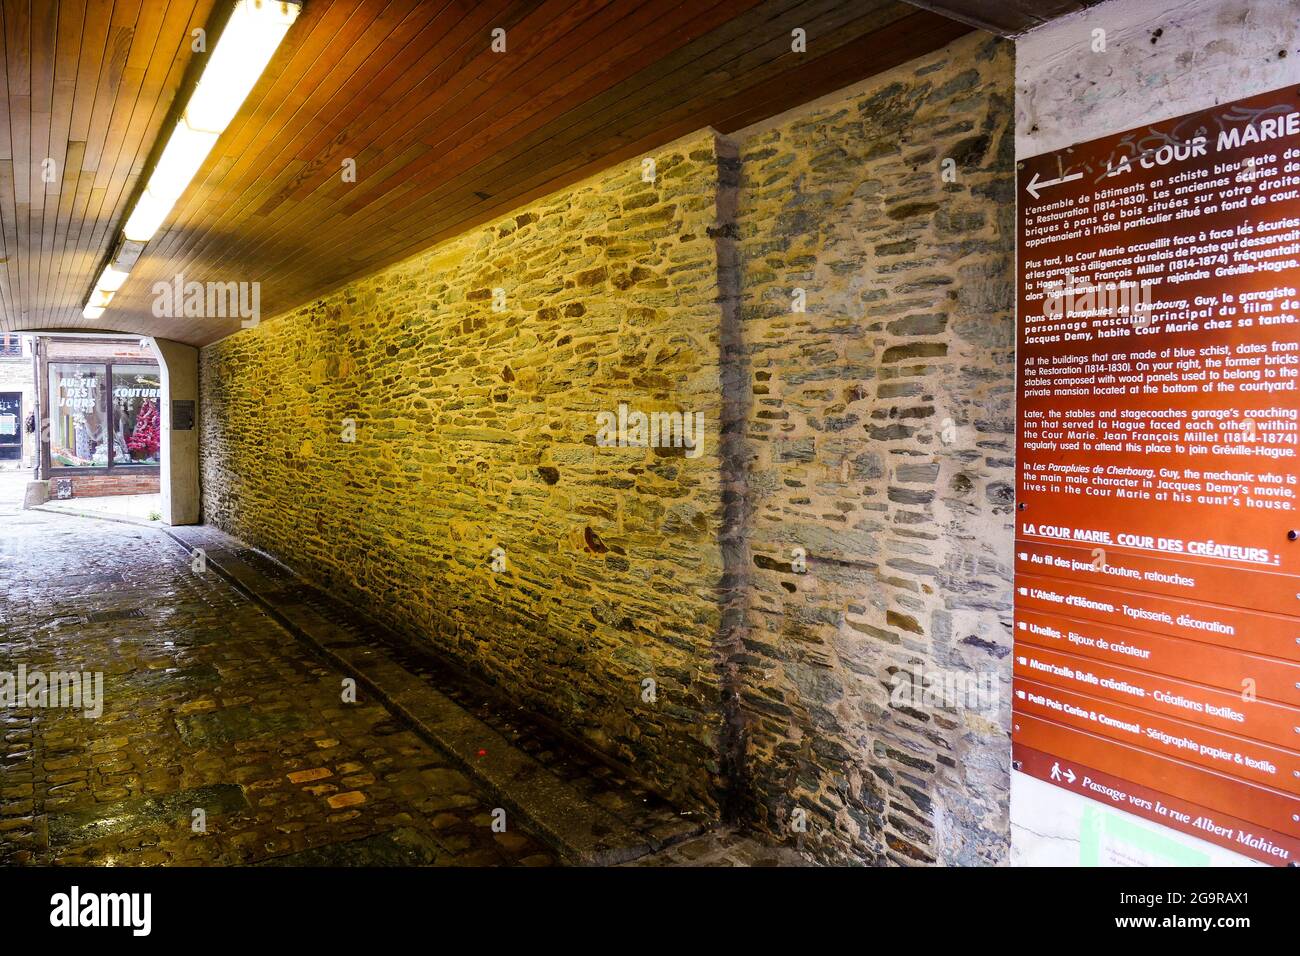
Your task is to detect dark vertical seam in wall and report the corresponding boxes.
[195,350,206,526]
[710,133,752,821]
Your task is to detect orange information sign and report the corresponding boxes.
[1015,83,1300,865]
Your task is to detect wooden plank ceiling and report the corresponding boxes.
[902,0,1104,37]
[1,0,974,346]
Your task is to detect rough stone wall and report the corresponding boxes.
[731,32,1017,864]
[199,33,1021,863]
[200,132,731,815]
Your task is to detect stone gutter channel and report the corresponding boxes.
[149,522,707,866]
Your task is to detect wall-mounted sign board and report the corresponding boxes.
[1015,82,1300,866]
[171,400,194,431]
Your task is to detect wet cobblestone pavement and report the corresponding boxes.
[164,521,707,862]
[0,498,558,867]
[0,474,805,868]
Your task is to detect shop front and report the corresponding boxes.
[0,333,35,469]
[37,336,162,498]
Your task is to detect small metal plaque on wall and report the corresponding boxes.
[53,479,73,500]
[172,400,195,431]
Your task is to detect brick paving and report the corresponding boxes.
[0,492,557,866]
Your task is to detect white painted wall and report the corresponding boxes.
[1011,772,1263,866]
[1012,0,1299,867]
[1018,0,1300,159]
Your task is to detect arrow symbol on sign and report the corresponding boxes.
[1026,170,1083,199]
[1063,768,1076,783]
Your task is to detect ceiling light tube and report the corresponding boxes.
[186,0,301,133]
[95,266,131,293]
[88,0,301,309]
[122,189,176,243]
[88,288,116,309]
[145,119,221,207]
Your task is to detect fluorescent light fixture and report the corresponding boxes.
[149,120,220,206]
[96,266,130,293]
[89,0,300,311]
[123,189,176,243]
[82,304,105,320]
[122,119,219,241]
[122,1,299,242]
[186,0,301,133]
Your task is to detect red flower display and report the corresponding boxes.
[126,398,161,459]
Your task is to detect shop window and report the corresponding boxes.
[0,392,20,462]
[112,365,162,465]
[48,360,160,470]
[50,363,108,467]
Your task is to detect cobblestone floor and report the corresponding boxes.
[625,827,811,866]
[0,478,805,868]
[0,493,557,866]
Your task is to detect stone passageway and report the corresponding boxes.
[0,0,1293,888]
[1,3,1030,868]
[0,482,560,866]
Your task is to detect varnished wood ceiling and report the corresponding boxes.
[0,0,219,337]
[1,0,972,345]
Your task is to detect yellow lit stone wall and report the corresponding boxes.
[731,32,1016,864]
[201,32,1019,862]
[200,132,731,814]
